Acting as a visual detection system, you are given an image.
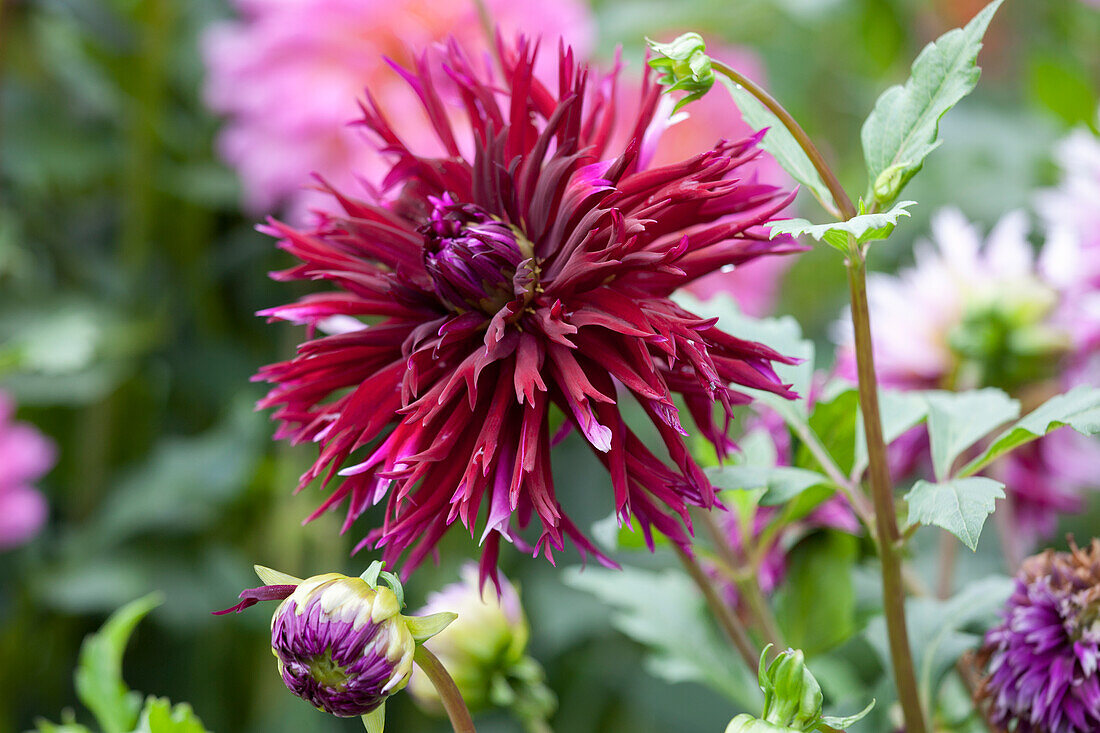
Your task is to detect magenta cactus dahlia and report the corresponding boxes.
[978,540,1100,733]
[256,36,800,585]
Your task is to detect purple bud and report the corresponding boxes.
[421,194,534,313]
[270,573,415,717]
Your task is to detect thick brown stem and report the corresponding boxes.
[673,544,759,670]
[414,646,478,733]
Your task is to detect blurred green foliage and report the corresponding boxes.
[2,1,1098,732]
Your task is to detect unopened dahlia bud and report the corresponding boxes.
[760,649,823,729]
[215,562,455,729]
[977,539,1100,733]
[727,646,873,733]
[647,33,715,112]
[407,564,553,724]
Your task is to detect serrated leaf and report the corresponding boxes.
[767,201,916,252]
[75,592,164,733]
[564,567,761,709]
[708,465,832,506]
[905,477,1005,550]
[32,720,93,733]
[962,385,1100,476]
[861,0,1004,205]
[135,697,210,733]
[924,389,1019,480]
[715,75,837,216]
[853,390,929,478]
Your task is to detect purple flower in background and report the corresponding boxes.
[201,0,595,221]
[978,539,1100,733]
[0,390,55,550]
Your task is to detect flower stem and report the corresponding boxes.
[847,257,927,733]
[711,61,856,221]
[673,544,759,670]
[414,646,478,733]
[708,58,927,732]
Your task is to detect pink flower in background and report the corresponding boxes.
[626,45,796,317]
[833,208,1100,548]
[835,208,1071,391]
[202,0,595,221]
[0,391,55,549]
[1037,124,1100,361]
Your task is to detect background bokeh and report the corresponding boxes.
[2,1,1098,731]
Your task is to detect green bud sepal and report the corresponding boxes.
[646,33,715,112]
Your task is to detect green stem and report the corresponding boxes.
[413,647,477,733]
[673,544,759,670]
[847,257,927,733]
[711,61,857,221]
[709,59,926,732]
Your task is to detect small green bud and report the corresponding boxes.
[872,163,907,206]
[646,33,715,112]
[762,649,823,729]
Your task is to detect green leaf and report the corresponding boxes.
[860,0,1004,206]
[774,533,857,656]
[819,699,875,730]
[715,75,837,215]
[767,201,917,253]
[924,389,1019,480]
[961,385,1100,476]
[75,592,164,733]
[564,567,761,710]
[135,697,210,733]
[798,388,859,476]
[904,477,1005,550]
[852,389,929,478]
[708,465,832,506]
[32,718,93,733]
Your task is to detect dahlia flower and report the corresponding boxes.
[978,540,1100,733]
[0,390,55,550]
[201,0,594,220]
[256,37,800,584]
[834,208,1070,393]
[215,563,456,720]
[407,564,551,718]
[1037,123,1100,362]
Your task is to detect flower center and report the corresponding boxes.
[421,194,535,313]
[945,284,1068,392]
[306,649,350,691]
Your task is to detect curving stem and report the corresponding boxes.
[414,646,478,733]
